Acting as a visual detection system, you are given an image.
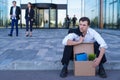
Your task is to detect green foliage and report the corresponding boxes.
[88,53,96,61]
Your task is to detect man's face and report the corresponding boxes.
[27,3,31,8]
[12,2,16,6]
[79,21,89,33]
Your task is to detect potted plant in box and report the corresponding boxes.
[88,53,96,61]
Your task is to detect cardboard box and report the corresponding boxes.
[74,43,95,76]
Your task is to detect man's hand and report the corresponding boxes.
[93,58,101,67]
[93,48,105,67]
[67,36,84,46]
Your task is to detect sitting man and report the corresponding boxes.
[60,17,108,78]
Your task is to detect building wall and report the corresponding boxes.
[5,0,120,29]
[0,0,8,27]
[103,0,120,29]
[84,0,99,28]
[85,0,120,29]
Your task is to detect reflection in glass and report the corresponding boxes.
[0,0,8,27]
[44,9,49,28]
[84,0,99,28]
[50,9,56,28]
[38,9,44,28]
[58,10,66,28]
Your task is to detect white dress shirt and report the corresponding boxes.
[62,28,108,49]
[12,6,16,19]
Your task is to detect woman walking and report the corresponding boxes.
[25,2,34,37]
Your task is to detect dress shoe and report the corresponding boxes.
[98,67,107,78]
[26,34,29,37]
[60,66,68,78]
[30,32,32,37]
[26,32,29,37]
[8,34,12,37]
[30,35,32,37]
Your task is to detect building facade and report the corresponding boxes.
[20,0,83,29]
[84,0,120,29]
[0,0,8,27]
[21,3,67,29]
[103,0,120,29]
[1,0,120,29]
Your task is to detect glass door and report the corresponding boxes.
[109,2,113,28]
[44,9,49,28]
[50,9,57,28]
[113,1,117,29]
[58,10,66,28]
[38,9,44,28]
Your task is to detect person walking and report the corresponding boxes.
[8,1,21,37]
[25,2,35,37]
[72,15,77,27]
[65,15,70,29]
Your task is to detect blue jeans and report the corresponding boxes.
[26,17,33,32]
[10,19,18,36]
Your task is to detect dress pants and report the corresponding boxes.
[61,42,107,65]
[10,19,18,36]
[26,17,33,32]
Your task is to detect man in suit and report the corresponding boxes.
[60,17,107,78]
[8,1,21,37]
[65,15,70,29]
[72,15,77,27]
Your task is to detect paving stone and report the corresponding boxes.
[0,28,120,70]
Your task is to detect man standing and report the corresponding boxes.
[8,1,21,37]
[72,15,77,27]
[65,15,70,29]
[60,17,108,78]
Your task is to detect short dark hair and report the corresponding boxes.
[28,2,32,5]
[79,17,90,25]
[12,1,16,4]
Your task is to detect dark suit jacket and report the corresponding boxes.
[68,27,83,37]
[10,6,21,20]
[25,8,34,20]
[63,28,83,60]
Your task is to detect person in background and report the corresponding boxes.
[65,15,70,29]
[8,1,21,37]
[25,2,34,37]
[72,15,77,27]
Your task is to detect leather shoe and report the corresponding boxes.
[60,66,68,78]
[98,67,107,78]
[8,34,12,37]
[26,34,29,37]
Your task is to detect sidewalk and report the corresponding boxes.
[0,70,120,80]
[0,28,120,70]
[96,28,120,36]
